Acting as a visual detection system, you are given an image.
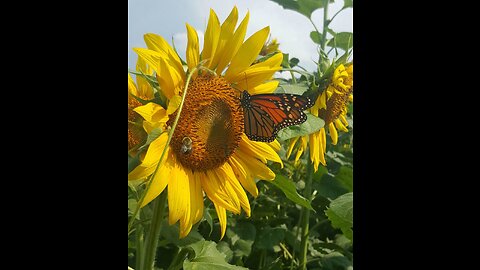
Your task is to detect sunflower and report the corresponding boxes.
[286,63,353,171]
[128,7,284,238]
[128,57,156,153]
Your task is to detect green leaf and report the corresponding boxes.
[275,82,309,95]
[313,172,349,200]
[216,241,233,263]
[281,53,290,68]
[343,0,353,8]
[160,220,205,247]
[335,166,353,192]
[183,240,248,270]
[138,127,163,151]
[326,32,353,51]
[128,154,141,174]
[254,227,286,250]
[204,208,214,236]
[269,174,314,210]
[289,57,299,68]
[319,251,353,270]
[276,113,325,141]
[228,222,256,258]
[310,31,322,45]
[325,192,353,241]
[270,0,333,18]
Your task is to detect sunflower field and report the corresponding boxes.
[128,0,353,269]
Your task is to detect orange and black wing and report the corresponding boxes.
[241,91,313,142]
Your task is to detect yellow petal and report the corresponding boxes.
[167,94,182,115]
[294,147,303,163]
[128,133,169,178]
[228,155,258,197]
[239,134,283,167]
[201,171,238,213]
[334,119,348,132]
[134,48,165,75]
[349,94,353,102]
[135,57,155,100]
[320,128,326,158]
[329,122,338,145]
[144,33,185,82]
[190,172,205,224]
[309,133,320,172]
[168,159,191,225]
[249,80,279,95]
[286,137,299,159]
[201,9,221,68]
[209,6,238,70]
[179,169,196,238]
[340,114,349,127]
[231,66,282,91]
[235,148,276,181]
[218,163,250,217]
[141,148,173,207]
[216,11,249,74]
[214,203,227,239]
[213,167,241,214]
[156,56,183,99]
[185,23,200,71]
[225,26,270,81]
[269,139,281,152]
[128,74,138,96]
[133,102,167,124]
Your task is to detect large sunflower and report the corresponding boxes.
[128,7,284,238]
[286,63,353,171]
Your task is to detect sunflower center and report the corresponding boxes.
[168,75,243,171]
[319,85,353,125]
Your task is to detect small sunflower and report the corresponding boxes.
[286,63,353,171]
[128,57,156,153]
[128,7,284,238]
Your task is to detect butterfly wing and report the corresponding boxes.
[241,91,313,142]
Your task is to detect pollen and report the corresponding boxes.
[167,75,244,171]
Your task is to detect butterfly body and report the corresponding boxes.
[240,90,313,142]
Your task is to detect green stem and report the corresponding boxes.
[135,223,144,270]
[299,151,314,270]
[141,190,168,270]
[320,0,330,52]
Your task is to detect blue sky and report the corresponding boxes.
[128,0,352,73]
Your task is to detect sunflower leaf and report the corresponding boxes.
[335,166,353,192]
[253,226,286,250]
[270,0,334,19]
[275,82,309,95]
[310,31,323,45]
[344,0,353,8]
[138,127,163,151]
[325,192,353,241]
[183,240,248,270]
[276,113,324,141]
[269,174,314,210]
[326,32,353,52]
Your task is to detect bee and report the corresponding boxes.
[181,136,193,154]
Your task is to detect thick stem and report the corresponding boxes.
[140,190,168,270]
[299,151,314,270]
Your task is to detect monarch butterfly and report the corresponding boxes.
[240,90,314,142]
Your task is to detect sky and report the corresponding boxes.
[128,0,352,73]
